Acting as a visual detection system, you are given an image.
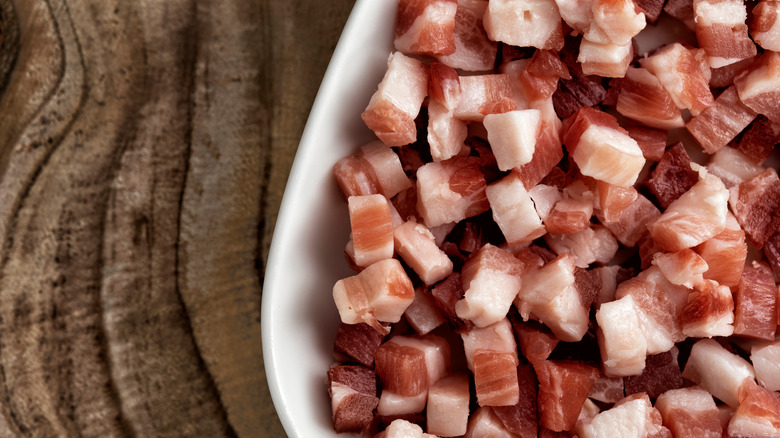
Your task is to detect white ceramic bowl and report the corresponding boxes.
[262,0,396,436]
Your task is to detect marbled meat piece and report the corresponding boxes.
[349,194,395,267]
[405,287,447,335]
[334,322,386,367]
[492,363,540,438]
[376,418,428,438]
[395,0,457,56]
[431,272,473,331]
[596,295,648,377]
[596,180,638,223]
[726,380,780,437]
[623,350,684,399]
[515,121,565,190]
[734,50,780,124]
[333,141,412,199]
[464,406,517,437]
[634,0,665,22]
[575,393,672,438]
[695,212,747,288]
[733,261,777,341]
[639,43,714,116]
[589,374,625,404]
[460,317,518,370]
[765,232,780,279]
[518,49,572,103]
[617,67,685,130]
[536,360,599,432]
[544,179,595,235]
[681,338,756,408]
[626,126,666,163]
[553,74,607,119]
[599,192,661,247]
[664,0,696,29]
[453,74,517,122]
[652,248,708,289]
[735,115,780,165]
[693,0,756,68]
[473,350,521,406]
[709,55,755,88]
[686,86,757,154]
[706,145,764,189]
[486,172,546,246]
[484,109,541,171]
[416,156,489,228]
[545,225,619,268]
[426,373,470,437]
[750,0,780,51]
[427,64,468,163]
[655,387,721,438]
[394,220,454,285]
[437,0,498,72]
[362,52,429,146]
[578,39,633,78]
[328,365,379,433]
[646,142,699,210]
[483,0,564,50]
[728,168,780,249]
[513,320,559,365]
[751,341,780,392]
[678,279,735,338]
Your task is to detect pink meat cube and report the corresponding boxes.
[484,109,541,171]
[515,121,565,190]
[617,67,685,130]
[693,0,756,68]
[562,107,645,187]
[635,0,665,22]
[599,192,661,247]
[465,406,516,437]
[536,360,599,432]
[349,194,395,267]
[328,365,379,433]
[492,363,539,437]
[552,74,607,119]
[687,86,757,154]
[734,261,777,341]
[596,180,638,223]
[485,173,546,246]
[545,225,619,268]
[655,387,721,438]
[376,418,427,437]
[664,0,696,29]
[726,381,780,437]
[473,350,520,407]
[518,49,571,103]
[395,0,458,56]
[578,39,633,78]
[706,146,764,189]
[646,142,699,210]
[456,244,524,327]
[334,322,386,367]
[405,287,447,335]
[681,338,756,408]
[483,0,564,50]
[589,374,625,404]
[695,212,747,288]
[545,180,595,235]
[750,0,780,51]
[575,393,671,438]
[588,0,647,45]
[430,272,473,331]
[623,350,684,399]
[735,115,780,165]
[648,165,730,252]
[652,248,708,289]
[709,55,755,88]
[513,320,559,365]
[375,338,429,397]
[734,51,780,124]
[453,74,516,122]
[362,52,429,146]
[426,373,470,436]
[437,0,498,72]
[639,43,714,116]
[750,341,780,391]
[427,62,468,162]
[333,141,412,199]
[460,318,518,371]
[728,168,780,249]
[678,279,735,338]
[626,126,666,162]
[394,220,453,285]
[416,156,489,228]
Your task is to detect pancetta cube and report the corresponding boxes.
[545,225,619,268]
[706,145,765,188]
[750,0,780,51]
[328,365,379,433]
[514,320,559,365]
[626,126,666,162]
[483,0,564,50]
[595,180,638,223]
[734,51,780,124]
[485,173,546,246]
[453,74,517,122]
[693,0,756,68]
[598,192,661,247]
[405,287,447,335]
[544,179,595,235]
[695,212,747,288]
[578,39,633,78]
[491,363,540,437]
[349,194,395,267]
[588,0,647,45]
[333,141,412,199]
[686,86,757,154]
[681,338,756,408]
[726,380,780,437]
[460,318,518,371]
[616,67,685,130]
[623,350,684,399]
[416,156,489,228]
[536,360,600,432]
[437,0,498,72]
[427,373,470,437]
[652,249,708,289]
[678,279,735,338]
[334,322,386,367]
[362,52,429,146]
[735,115,780,165]
[517,49,571,103]
[733,261,777,341]
[728,168,780,249]
[473,350,520,406]
[395,0,458,56]
[553,73,608,119]
[664,0,696,29]
[751,341,780,392]
[575,393,671,438]
[589,374,625,404]
[394,220,454,285]
[484,109,541,171]
[515,121,565,189]
[376,418,428,438]
[655,387,722,438]
[464,406,515,437]
[646,142,699,210]
[639,43,714,116]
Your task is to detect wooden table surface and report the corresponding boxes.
[0,0,355,436]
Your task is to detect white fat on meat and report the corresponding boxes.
[394,0,458,56]
[437,0,498,72]
[679,280,735,338]
[428,100,468,162]
[588,0,646,45]
[453,74,516,122]
[571,124,645,187]
[460,318,517,371]
[578,39,633,78]
[545,225,619,268]
[348,194,395,267]
[427,373,470,437]
[405,287,447,335]
[734,51,780,124]
[693,0,756,68]
[652,248,708,289]
[376,418,429,437]
[528,183,562,221]
[464,406,515,437]
[750,340,780,391]
[483,109,541,171]
[576,393,670,438]
[681,338,756,408]
[655,387,722,438]
[596,295,648,377]
[751,1,780,51]
[640,43,714,116]
[486,173,546,247]
[706,145,764,188]
[394,220,454,285]
[483,0,563,49]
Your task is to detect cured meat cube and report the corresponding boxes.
[545,179,595,235]
[735,115,780,165]
[456,244,524,327]
[693,0,756,68]
[766,232,780,280]
[709,55,755,88]
[626,126,666,162]
[437,0,498,72]
[545,225,619,268]
[599,192,661,247]
[518,49,571,103]
[328,365,379,433]
[394,220,454,285]
[375,338,429,397]
[362,52,429,146]
[652,249,708,289]
[492,363,540,437]
[483,0,564,50]
[376,418,427,438]
[726,380,780,437]
[678,280,735,338]
[576,393,671,438]
[589,374,625,404]
[638,232,663,270]
[706,145,764,189]
[664,0,696,29]
[733,261,777,341]
[334,322,386,367]
[473,350,520,406]
[349,194,395,267]
[623,350,684,399]
[333,259,415,333]
[395,0,458,56]
[617,67,685,130]
[515,122,565,190]
[405,287,447,335]
[681,338,756,408]
[536,360,599,432]
[484,109,541,171]
[431,272,473,331]
[634,0,665,22]
[596,180,638,223]
[416,156,489,228]
[596,295,648,377]
[553,74,607,119]
[529,184,563,222]
[465,406,516,437]
[728,168,780,249]
[750,0,780,51]
[639,43,714,116]
[751,341,780,392]
[646,142,698,210]
[578,39,633,78]
[427,373,470,437]
[334,141,413,199]
[453,74,516,122]
[695,212,747,288]
[686,86,757,154]
[648,164,729,252]
[562,107,645,187]
[513,320,559,365]
[734,51,780,124]
[655,387,721,438]
[516,254,590,342]
[615,266,689,355]
[461,318,518,370]
[486,173,546,246]
[554,0,593,35]
[593,265,621,309]
[588,0,647,45]
[428,62,468,162]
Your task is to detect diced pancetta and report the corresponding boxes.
[515,121,565,190]
[681,338,756,408]
[623,350,684,399]
[695,212,747,288]
[599,193,661,247]
[437,0,498,71]
[735,115,780,165]
[349,194,395,267]
[652,248,708,289]
[733,50,780,124]
[483,0,564,50]
[517,49,572,103]
[646,142,699,210]
[552,73,607,119]
[431,273,474,331]
[678,279,735,338]
[576,393,671,438]
[693,0,756,68]
[328,365,379,433]
[728,168,780,249]
[453,74,517,122]
[395,0,458,56]
[376,418,428,438]
[726,380,780,437]
[733,261,777,341]
[334,322,386,367]
[751,341,780,392]
[427,373,470,437]
[596,180,638,223]
[639,43,714,116]
[664,0,696,30]
[536,360,600,432]
[655,387,721,438]
[617,67,685,130]
[334,141,412,199]
[706,145,765,188]
[491,363,540,437]
[687,86,757,154]
[588,0,647,46]
[460,318,518,371]
[395,220,454,285]
[529,183,562,222]
[473,350,520,406]
[578,39,633,78]
[589,374,625,404]
[484,109,541,171]
[485,173,546,247]
[626,126,666,162]
[750,0,780,51]
[544,179,595,235]
[464,406,516,437]
[545,225,619,268]
[416,156,489,228]
[362,52,429,146]
[513,320,559,365]
[428,62,468,162]
[405,287,447,335]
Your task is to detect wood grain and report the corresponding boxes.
[0,0,353,436]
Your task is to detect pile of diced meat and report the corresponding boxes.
[327,0,780,436]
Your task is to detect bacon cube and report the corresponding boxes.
[349,194,395,267]
[681,338,756,408]
[734,51,780,124]
[453,74,517,122]
[626,126,666,162]
[416,156,489,228]
[517,49,571,103]
[492,363,540,437]
[333,141,412,199]
[545,225,619,268]
[484,109,541,171]
[726,380,780,437]
[465,406,515,437]
[553,74,608,119]
[394,221,453,285]
[376,418,427,438]
[652,249,708,289]
[334,322,386,367]
[639,43,714,116]
[405,287,447,335]
[735,115,780,165]
[728,168,780,249]
[536,360,599,432]
[695,212,747,288]
[687,86,757,154]
[427,62,468,163]
[634,0,665,22]
[362,52,429,146]
[588,0,647,45]
[515,122,565,190]
[648,164,729,252]
[599,192,661,247]
[655,387,721,438]
[575,393,671,438]
[427,373,470,437]
[456,244,524,327]
[460,318,518,371]
[751,341,780,392]
[750,0,780,51]
[578,39,633,78]
[678,279,735,338]
[595,180,638,223]
[733,261,777,341]
[395,0,458,56]
[693,0,757,68]
[514,320,558,366]
[375,338,429,397]
[545,180,595,235]
[437,0,498,72]
[529,183,563,223]
[483,0,564,50]
[706,145,765,189]
[664,0,696,29]
[617,67,685,130]
[589,374,625,404]
[485,173,546,246]
[431,272,473,331]
[473,350,520,406]
[596,299,646,377]
[646,142,699,210]
[623,350,685,399]
[328,365,379,433]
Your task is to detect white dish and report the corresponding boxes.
[261,0,396,436]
